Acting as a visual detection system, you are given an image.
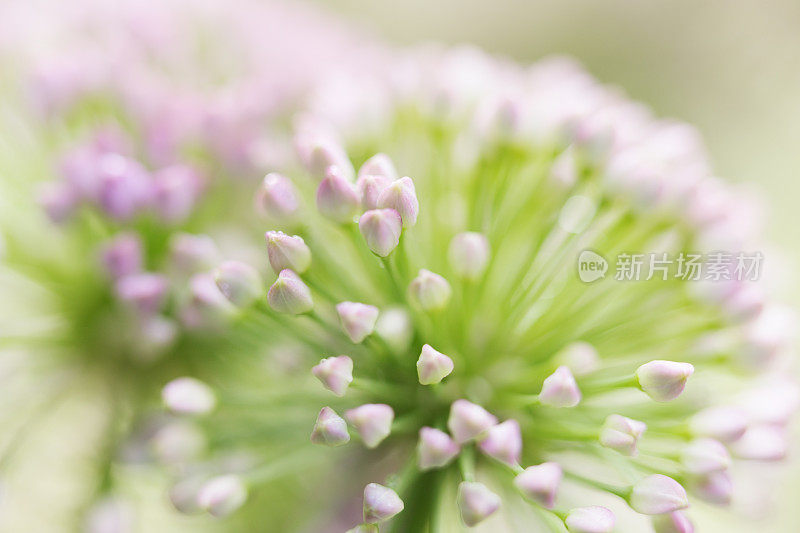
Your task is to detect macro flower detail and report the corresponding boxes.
[477,419,522,466]
[565,506,616,533]
[599,414,647,456]
[447,399,498,444]
[417,427,460,470]
[513,462,562,509]
[362,483,404,524]
[162,377,216,416]
[336,302,379,343]
[196,475,248,517]
[408,269,452,311]
[448,232,490,280]
[457,481,501,526]
[311,406,351,447]
[538,366,581,407]
[265,231,312,274]
[256,173,300,223]
[346,404,395,448]
[635,360,695,402]
[376,177,419,228]
[359,209,403,257]
[312,356,354,397]
[628,474,689,515]
[214,261,262,308]
[267,269,313,314]
[416,344,455,385]
[316,166,361,223]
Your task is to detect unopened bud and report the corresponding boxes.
[363,483,404,523]
[336,302,379,343]
[457,481,501,527]
[152,164,203,223]
[316,167,360,223]
[357,174,391,211]
[265,231,311,274]
[447,399,498,443]
[377,177,419,228]
[629,474,689,515]
[417,427,460,470]
[417,344,455,385]
[267,269,313,314]
[310,406,350,447]
[180,273,235,329]
[303,137,354,182]
[478,419,522,466]
[557,341,600,376]
[101,233,142,279]
[169,233,219,275]
[115,273,169,315]
[162,377,216,416]
[730,425,787,461]
[539,366,581,407]
[652,511,694,533]
[197,475,247,517]
[599,414,647,456]
[312,356,353,397]
[565,506,615,533]
[448,232,490,280]
[96,153,152,221]
[346,404,394,448]
[359,209,402,257]
[214,261,261,307]
[688,470,732,505]
[255,173,300,222]
[688,406,747,443]
[358,153,398,181]
[680,438,730,475]
[514,462,562,509]
[408,269,452,311]
[636,360,694,402]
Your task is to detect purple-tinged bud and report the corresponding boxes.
[312,356,353,397]
[408,269,452,311]
[565,506,615,533]
[363,483,404,523]
[738,378,800,427]
[653,511,694,533]
[316,167,361,223]
[539,366,581,407]
[629,474,689,515]
[38,181,78,223]
[417,344,455,385]
[448,232,490,280]
[358,153,398,182]
[310,406,350,447]
[375,307,413,352]
[599,414,647,456]
[169,475,205,514]
[557,341,600,376]
[357,174,391,211]
[346,404,394,448]
[150,420,205,465]
[197,475,247,517]
[478,419,522,466]
[265,231,311,274]
[681,438,730,475]
[730,425,787,461]
[115,273,169,315]
[514,462,562,509]
[255,173,300,222]
[359,209,402,257]
[267,269,313,314]
[162,377,216,416]
[336,302,379,343]
[85,497,134,533]
[447,399,498,444]
[100,233,142,279]
[346,525,378,533]
[688,406,747,443]
[689,470,732,505]
[96,153,153,221]
[169,233,219,275]
[377,177,419,228]
[214,261,261,307]
[457,482,501,527]
[304,137,354,182]
[635,360,694,402]
[180,273,235,329]
[152,164,203,223]
[417,427,460,470]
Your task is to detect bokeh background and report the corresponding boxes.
[1,0,798,531]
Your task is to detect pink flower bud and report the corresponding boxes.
[417,427,460,470]
[115,273,169,315]
[539,366,581,407]
[316,167,361,223]
[377,177,419,228]
[478,419,522,466]
[265,231,311,274]
[310,406,350,447]
[180,273,235,329]
[737,378,800,426]
[100,233,142,279]
[629,474,689,515]
[689,470,732,505]
[688,406,747,443]
[447,399,498,444]
[255,173,300,222]
[457,481,501,527]
[38,181,78,224]
[408,269,452,311]
[653,511,694,533]
[169,475,205,514]
[363,483,404,523]
[681,438,730,475]
[152,164,203,223]
[416,344,455,385]
[96,153,153,221]
[336,302,379,343]
[197,474,247,517]
[162,377,215,416]
[557,341,600,376]
[150,420,205,465]
[302,137,354,182]
[357,174,391,211]
[730,425,787,461]
[346,404,394,448]
[359,209,402,257]
[514,462,562,509]
[636,360,694,402]
[214,261,261,307]
[448,232,490,280]
[358,153,398,182]
[565,506,615,533]
[267,269,313,314]
[312,356,353,397]
[599,414,647,456]
[169,233,219,275]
